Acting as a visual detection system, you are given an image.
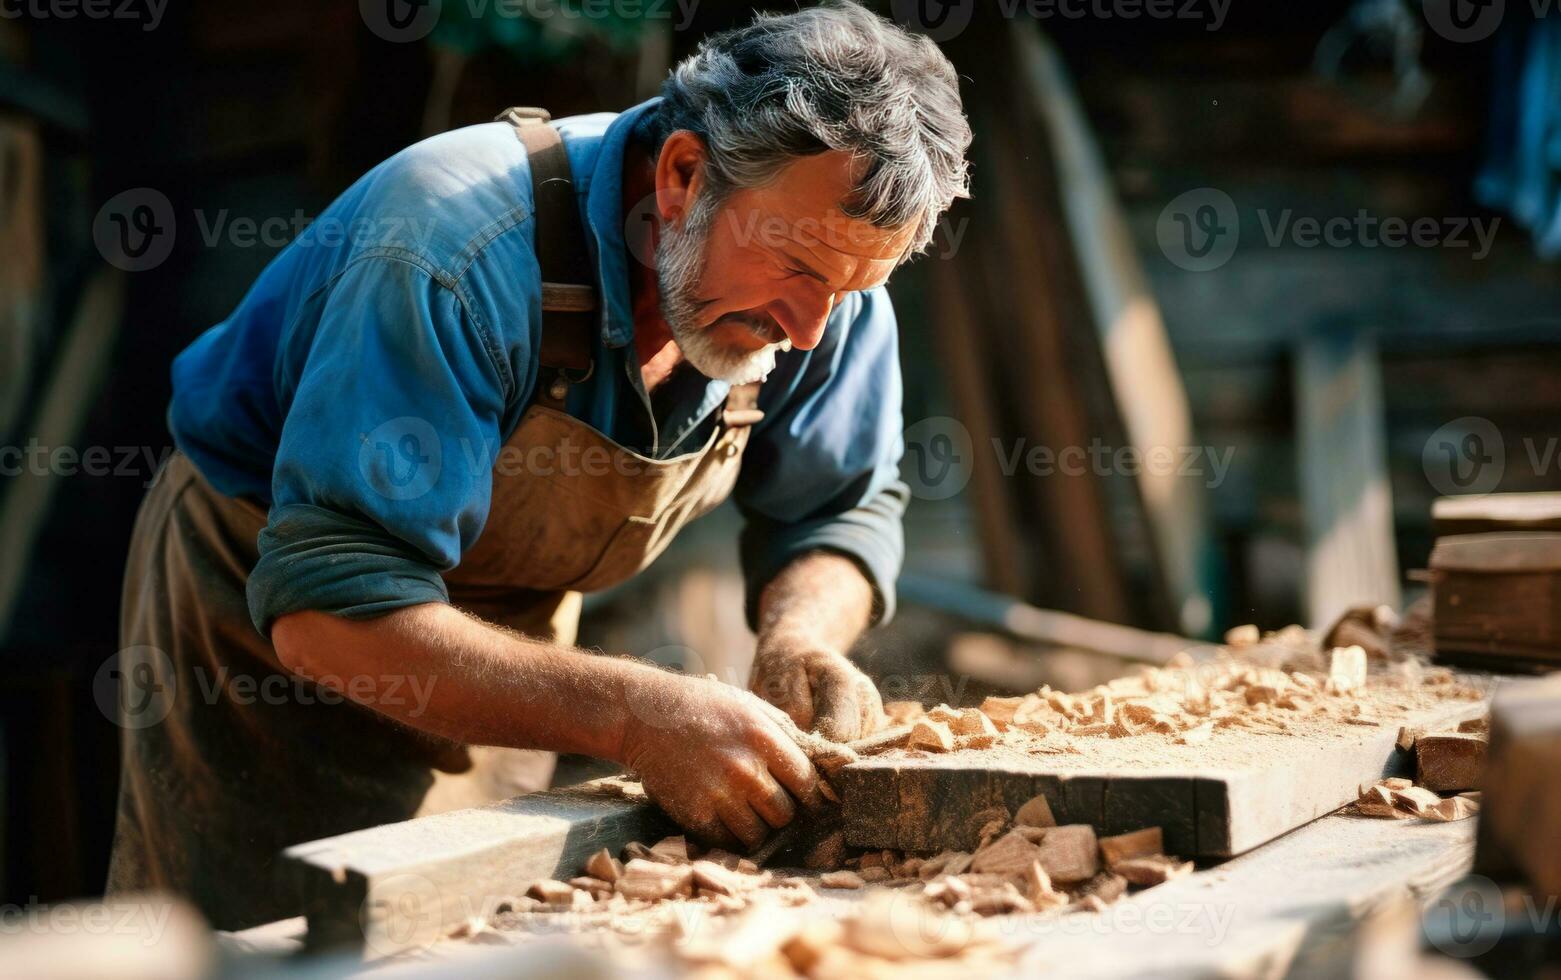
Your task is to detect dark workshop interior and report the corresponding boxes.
[1,0,1560,976]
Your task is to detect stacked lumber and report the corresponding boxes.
[1429,494,1561,672]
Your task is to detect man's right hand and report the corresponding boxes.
[618,672,823,851]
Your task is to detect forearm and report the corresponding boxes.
[756,551,875,655]
[271,602,661,762]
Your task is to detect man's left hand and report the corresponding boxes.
[749,642,884,742]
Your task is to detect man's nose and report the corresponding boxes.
[772,290,834,352]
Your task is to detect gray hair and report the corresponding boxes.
[644,0,972,258]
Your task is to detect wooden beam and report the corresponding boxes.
[283,778,671,957]
[837,696,1486,859]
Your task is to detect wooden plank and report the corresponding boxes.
[838,696,1487,859]
[283,778,671,956]
[1295,332,1401,629]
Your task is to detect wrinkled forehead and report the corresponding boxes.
[729,150,921,266]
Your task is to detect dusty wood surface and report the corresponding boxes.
[1008,809,1476,979]
[838,696,1487,858]
[283,777,671,956]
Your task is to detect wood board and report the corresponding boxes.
[282,777,670,957]
[837,696,1487,859]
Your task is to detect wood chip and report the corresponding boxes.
[1079,871,1127,905]
[907,718,955,753]
[585,847,624,883]
[819,870,864,890]
[1113,855,1193,886]
[527,879,577,906]
[568,876,613,899]
[1225,624,1260,647]
[1390,785,1444,818]
[1014,794,1056,829]
[1327,645,1367,694]
[650,835,692,864]
[980,696,1024,725]
[615,859,695,901]
[1099,827,1163,867]
[692,860,746,897]
[971,830,1043,877]
[1425,795,1480,822]
[1036,824,1098,884]
[1415,732,1487,792]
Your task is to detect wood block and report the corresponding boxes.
[1036,825,1098,883]
[283,778,671,955]
[839,695,1489,858]
[1415,733,1487,792]
[1475,675,1561,896]
[1432,533,1561,667]
[1099,827,1163,867]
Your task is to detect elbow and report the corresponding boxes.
[271,610,334,678]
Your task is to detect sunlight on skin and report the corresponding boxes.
[625,132,919,388]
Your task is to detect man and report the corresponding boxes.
[108,1,970,928]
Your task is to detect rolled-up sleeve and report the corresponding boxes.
[247,254,514,635]
[735,287,908,627]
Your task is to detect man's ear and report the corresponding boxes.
[655,130,708,226]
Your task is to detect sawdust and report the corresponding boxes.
[884,628,1490,777]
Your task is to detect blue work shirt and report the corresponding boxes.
[168,98,909,636]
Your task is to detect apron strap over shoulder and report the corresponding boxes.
[498,106,597,410]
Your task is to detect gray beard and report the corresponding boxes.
[656,196,790,386]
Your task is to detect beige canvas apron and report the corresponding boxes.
[105,110,762,929]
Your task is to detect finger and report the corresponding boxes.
[745,769,798,830]
[681,806,742,852]
[717,798,770,851]
[749,719,823,810]
[810,664,868,742]
[859,681,885,738]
